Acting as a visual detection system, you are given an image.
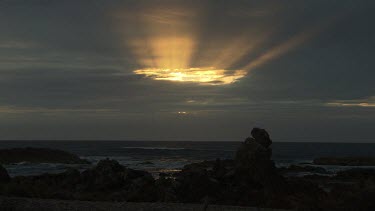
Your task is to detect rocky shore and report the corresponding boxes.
[0,128,374,210]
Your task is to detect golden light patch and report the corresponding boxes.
[114,3,331,86]
[327,102,375,108]
[134,67,246,85]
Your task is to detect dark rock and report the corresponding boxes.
[158,172,170,178]
[170,128,290,207]
[155,176,176,202]
[279,164,328,175]
[1,159,158,202]
[80,159,127,191]
[3,128,375,210]
[0,164,10,183]
[125,173,157,202]
[235,129,285,193]
[0,148,90,164]
[313,156,375,166]
[334,168,375,180]
[174,165,220,203]
[251,127,272,148]
[138,161,154,165]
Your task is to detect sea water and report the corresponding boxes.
[0,141,375,177]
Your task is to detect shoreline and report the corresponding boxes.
[0,129,374,210]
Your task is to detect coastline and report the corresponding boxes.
[0,129,374,210]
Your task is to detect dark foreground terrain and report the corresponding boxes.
[0,128,374,211]
[0,197,287,211]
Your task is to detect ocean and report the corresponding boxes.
[1,141,375,177]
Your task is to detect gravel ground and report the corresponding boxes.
[0,197,289,211]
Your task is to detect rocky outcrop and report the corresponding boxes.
[278,165,328,175]
[313,156,375,166]
[0,129,293,208]
[0,148,89,164]
[0,128,375,210]
[251,128,272,148]
[2,159,158,202]
[0,164,10,183]
[171,128,291,208]
[235,128,286,194]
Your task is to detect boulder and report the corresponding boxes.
[80,159,127,191]
[251,128,272,148]
[155,175,176,202]
[279,164,328,175]
[0,164,10,183]
[235,128,286,194]
[125,173,157,202]
[174,166,220,203]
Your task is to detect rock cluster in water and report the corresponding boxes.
[0,128,374,211]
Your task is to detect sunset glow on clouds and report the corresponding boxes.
[134,67,246,85]
[1,1,374,141]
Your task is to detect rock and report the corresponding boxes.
[80,159,127,191]
[125,173,157,202]
[138,161,154,165]
[279,164,328,175]
[251,127,272,148]
[174,166,220,203]
[334,168,375,180]
[6,128,375,210]
[0,164,10,183]
[0,148,90,164]
[155,175,176,202]
[235,128,285,193]
[1,159,158,202]
[313,157,375,166]
[77,159,159,201]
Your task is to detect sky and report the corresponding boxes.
[0,0,374,142]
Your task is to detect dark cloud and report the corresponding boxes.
[0,0,374,141]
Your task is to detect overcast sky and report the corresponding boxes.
[0,0,374,142]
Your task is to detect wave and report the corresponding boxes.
[121,147,187,150]
[121,146,236,152]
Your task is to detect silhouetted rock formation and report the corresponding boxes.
[235,128,285,195]
[0,128,375,210]
[1,159,157,202]
[0,148,90,164]
[0,165,10,183]
[251,128,272,148]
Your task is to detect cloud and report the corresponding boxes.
[0,40,37,49]
[0,106,116,115]
[0,0,374,141]
[326,97,375,108]
[134,67,246,85]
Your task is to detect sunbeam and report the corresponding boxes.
[114,2,334,85]
[134,67,246,85]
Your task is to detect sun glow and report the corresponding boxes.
[134,67,246,85]
[114,2,331,86]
